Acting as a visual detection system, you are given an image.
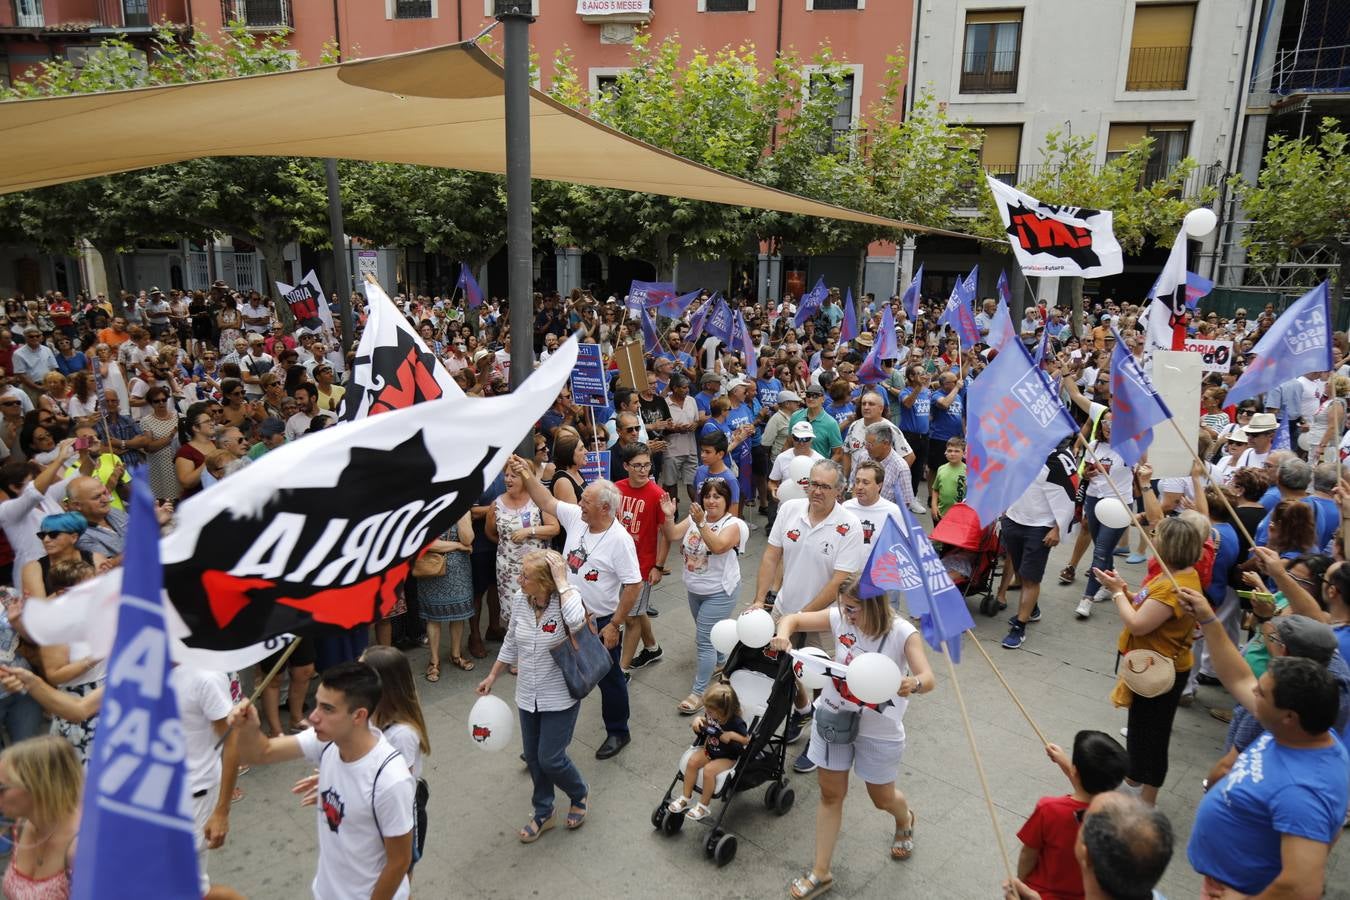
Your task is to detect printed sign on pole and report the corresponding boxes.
[570,343,609,409]
[581,451,611,483]
[1180,339,1235,374]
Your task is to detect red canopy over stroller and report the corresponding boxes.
[931,503,1004,616]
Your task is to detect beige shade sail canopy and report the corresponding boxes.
[0,41,965,237]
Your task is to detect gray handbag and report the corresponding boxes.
[814,705,862,744]
[550,613,613,700]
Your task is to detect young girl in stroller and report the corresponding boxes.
[668,682,750,820]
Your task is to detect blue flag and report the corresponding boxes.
[1273,410,1292,452]
[685,294,714,344]
[901,264,923,321]
[655,288,700,319]
[794,276,828,328]
[939,284,980,348]
[957,265,980,308]
[640,304,661,354]
[997,270,1012,308]
[629,279,676,311]
[840,288,858,343]
[1109,326,1173,466]
[735,309,758,378]
[858,305,897,384]
[704,294,736,344]
[73,470,201,900]
[456,262,483,309]
[987,297,1016,350]
[1033,320,1051,367]
[1226,282,1333,406]
[1185,271,1214,309]
[965,338,1077,527]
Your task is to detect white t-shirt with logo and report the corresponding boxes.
[816,607,917,741]
[843,418,912,459]
[556,501,642,617]
[768,498,865,615]
[680,514,749,596]
[170,665,232,795]
[842,496,902,547]
[297,728,415,900]
[769,448,824,484]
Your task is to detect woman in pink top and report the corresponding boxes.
[0,736,82,900]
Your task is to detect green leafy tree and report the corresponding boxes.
[1228,118,1349,306]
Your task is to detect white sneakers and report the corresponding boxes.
[1075,597,1093,619]
[908,499,927,515]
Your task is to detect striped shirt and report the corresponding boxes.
[495,586,588,712]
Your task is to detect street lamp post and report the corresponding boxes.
[496,0,535,411]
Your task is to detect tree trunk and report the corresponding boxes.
[95,245,128,318]
[1068,276,1084,338]
[652,232,674,282]
[257,241,295,330]
[1335,242,1348,329]
[855,245,868,307]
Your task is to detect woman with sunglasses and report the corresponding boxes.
[175,401,218,499]
[771,575,934,898]
[20,512,104,600]
[140,385,183,500]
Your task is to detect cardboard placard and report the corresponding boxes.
[614,339,649,393]
[1148,349,1204,479]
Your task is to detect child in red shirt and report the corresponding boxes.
[1016,730,1128,900]
[615,441,668,675]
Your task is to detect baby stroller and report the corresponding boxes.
[651,640,797,867]
[932,502,1004,617]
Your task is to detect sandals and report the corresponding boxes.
[891,810,916,861]
[678,693,704,715]
[566,796,588,830]
[789,871,833,899]
[686,802,711,821]
[518,813,555,843]
[424,663,440,683]
[449,656,476,672]
[668,796,693,814]
[1058,566,1076,585]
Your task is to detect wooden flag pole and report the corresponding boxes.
[966,635,1050,748]
[215,638,303,751]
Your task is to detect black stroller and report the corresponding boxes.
[651,640,797,866]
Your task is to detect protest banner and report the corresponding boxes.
[570,342,609,409]
[581,451,611,483]
[1180,338,1235,374]
[1147,349,1205,479]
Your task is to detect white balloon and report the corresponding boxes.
[792,646,833,690]
[777,454,816,503]
[736,608,776,648]
[846,652,903,705]
[1093,497,1133,530]
[710,618,740,655]
[467,694,515,752]
[1183,207,1218,238]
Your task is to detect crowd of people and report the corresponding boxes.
[0,279,1343,899]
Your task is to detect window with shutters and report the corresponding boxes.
[975,124,1023,184]
[809,70,858,153]
[1126,3,1195,90]
[961,9,1022,93]
[702,0,752,11]
[1106,122,1190,182]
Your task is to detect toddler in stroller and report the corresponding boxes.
[668,682,750,820]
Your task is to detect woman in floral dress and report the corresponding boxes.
[486,461,558,628]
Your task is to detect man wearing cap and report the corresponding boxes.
[787,383,844,464]
[143,288,171,338]
[240,334,274,402]
[1179,589,1348,900]
[693,371,721,419]
[725,378,758,510]
[762,390,801,460]
[1234,412,1278,469]
[248,418,288,459]
[663,375,700,508]
[768,421,825,499]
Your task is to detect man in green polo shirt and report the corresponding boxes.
[788,383,844,463]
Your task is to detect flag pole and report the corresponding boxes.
[1156,414,1258,550]
[940,641,1015,883]
[966,635,1050,747]
[214,638,303,751]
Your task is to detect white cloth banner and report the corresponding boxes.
[577,0,651,13]
[277,269,345,374]
[986,176,1124,279]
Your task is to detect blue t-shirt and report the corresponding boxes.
[1308,495,1340,553]
[661,349,695,371]
[1207,522,1240,606]
[928,390,965,443]
[755,377,782,409]
[899,387,932,434]
[726,401,755,461]
[824,399,853,431]
[1336,624,1350,671]
[1188,732,1349,896]
[693,464,740,506]
[694,391,718,415]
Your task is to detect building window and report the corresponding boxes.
[808,0,862,9]
[221,0,293,28]
[701,0,753,11]
[961,10,1022,94]
[121,0,149,26]
[1106,122,1190,181]
[483,0,539,15]
[595,74,620,99]
[809,70,857,153]
[14,0,44,28]
[1126,3,1195,91]
[976,124,1022,184]
[392,0,433,18]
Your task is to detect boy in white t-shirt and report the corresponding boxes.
[230,661,415,900]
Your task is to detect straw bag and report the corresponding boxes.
[1120,649,1175,698]
[412,550,447,579]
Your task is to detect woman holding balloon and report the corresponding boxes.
[769,575,934,900]
[476,549,590,843]
[1072,413,1137,621]
[659,477,750,715]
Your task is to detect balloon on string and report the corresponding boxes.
[467,695,514,752]
[1093,497,1133,530]
[791,646,834,690]
[710,619,740,655]
[736,608,775,648]
[777,455,816,503]
[846,652,903,705]
[1183,207,1218,238]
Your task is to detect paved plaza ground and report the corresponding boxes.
[212,521,1350,899]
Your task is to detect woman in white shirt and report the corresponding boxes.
[659,478,748,715]
[360,646,432,872]
[1074,413,1137,620]
[476,549,589,843]
[771,576,934,899]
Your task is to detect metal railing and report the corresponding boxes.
[394,0,431,17]
[960,50,1019,94]
[1125,45,1191,91]
[220,0,291,28]
[811,0,860,9]
[705,0,749,11]
[979,162,1223,198]
[1270,44,1350,94]
[13,0,43,28]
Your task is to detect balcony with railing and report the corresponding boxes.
[393,0,431,17]
[95,0,168,29]
[220,0,291,29]
[1271,43,1350,95]
[980,162,1223,199]
[960,50,1019,94]
[1125,45,1191,91]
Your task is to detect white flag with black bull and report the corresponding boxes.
[277,269,345,374]
[986,176,1124,279]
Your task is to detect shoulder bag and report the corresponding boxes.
[412,549,447,579]
[1119,649,1176,698]
[550,611,612,700]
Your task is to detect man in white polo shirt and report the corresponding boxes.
[752,457,863,773]
[512,456,643,761]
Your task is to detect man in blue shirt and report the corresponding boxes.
[694,371,720,417]
[1182,590,1348,900]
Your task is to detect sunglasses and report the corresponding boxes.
[793,435,813,442]
[622,426,640,433]
[36,531,69,540]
